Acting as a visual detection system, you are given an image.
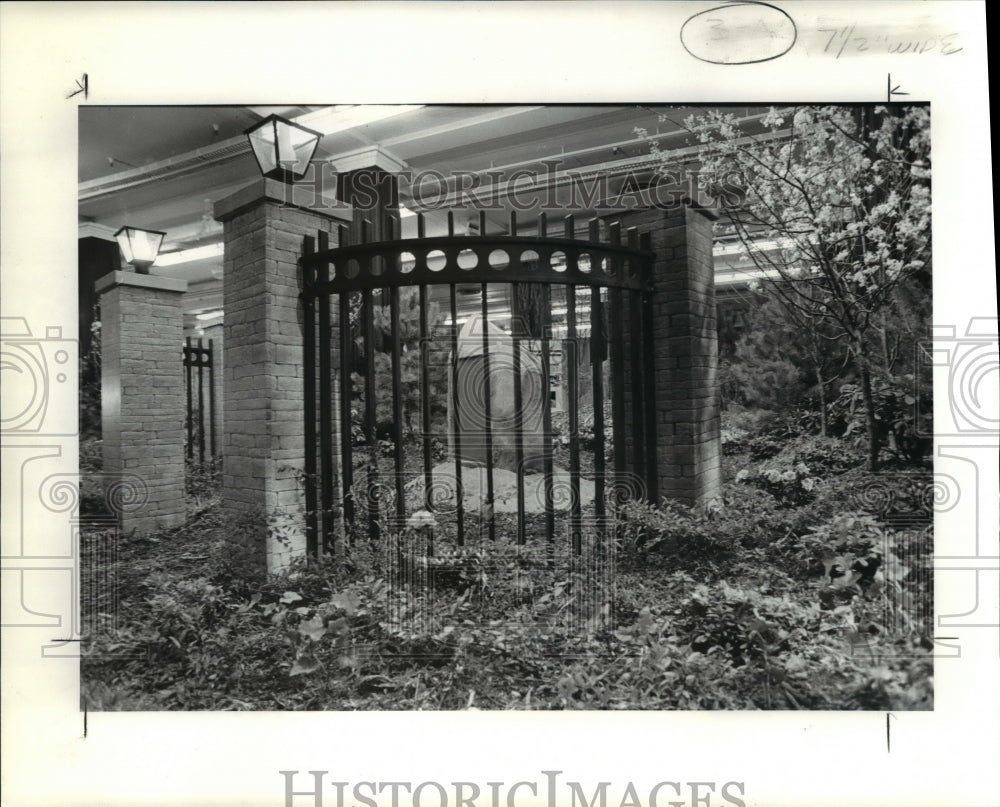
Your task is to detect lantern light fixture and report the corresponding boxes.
[244,114,322,183]
[114,225,166,274]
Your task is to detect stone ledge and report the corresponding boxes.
[214,178,354,224]
[95,271,188,295]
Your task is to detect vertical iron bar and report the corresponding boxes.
[389,286,406,526]
[317,231,334,554]
[301,235,318,558]
[361,221,380,545]
[628,288,645,481]
[339,290,354,535]
[627,229,645,485]
[540,282,556,554]
[184,337,193,460]
[196,338,206,464]
[449,282,465,546]
[566,294,582,555]
[207,339,216,458]
[535,212,554,553]
[565,215,582,555]
[608,223,627,485]
[510,280,526,546]
[419,285,433,511]
[588,219,606,525]
[508,211,526,545]
[338,224,355,537]
[640,232,658,504]
[417,213,433,513]
[480,281,496,542]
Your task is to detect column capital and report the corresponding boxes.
[95,270,188,295]
[331,144,408,174]
[213,177,353,224]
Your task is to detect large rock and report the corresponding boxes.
[448,317,548,471]
[406,461,596,514]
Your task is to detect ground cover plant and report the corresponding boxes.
[80,405,933,711]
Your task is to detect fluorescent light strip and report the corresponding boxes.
[297,105,424,137]
[155,242,224,267]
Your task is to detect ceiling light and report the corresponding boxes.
[155,242,224,267]
[297,105,424,137]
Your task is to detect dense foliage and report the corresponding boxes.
[638,105,931,470]
[81,410,933,711]
[351,288,450,441]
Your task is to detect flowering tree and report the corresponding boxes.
[641,105,931,469]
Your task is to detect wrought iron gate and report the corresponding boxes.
[299,211,657,557]
[182,337,216,463]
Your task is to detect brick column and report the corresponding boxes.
[214,179,349,573]
[96,271,188,533]
[623,200,722,507]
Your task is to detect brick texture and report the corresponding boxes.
[618,203,722,507]
[216,192,349,572]
[99,278,187,533]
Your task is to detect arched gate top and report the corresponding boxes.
[300,232,654,295]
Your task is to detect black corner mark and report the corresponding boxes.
[886,712,897,752]
[887,73,909,103]
[67,73,88,100]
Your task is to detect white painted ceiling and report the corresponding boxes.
[79,104,767,329]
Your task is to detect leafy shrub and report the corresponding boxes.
[746,434,785,460]
[808,467,933,533]
[81,417,933,712]
[186,456,221,499]
[828,375,932,465]
[80,310,102,440]
[710,482,830,548]
[674,581,815,666]
[797,512,886,586]
[144,575,233,656]
[551,399,614,457]
[720,423,751,455]
[617,498,741,567]
[79,438,107,516]
[788,435,866,475]
[735,461,818,507]
[80,438,103,473]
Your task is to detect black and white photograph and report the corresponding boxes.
[1,3,996,807]
[76,103,935,712]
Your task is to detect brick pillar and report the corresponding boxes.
[96,271,188,532]
[623,200,722,507]
[214,179,349,573]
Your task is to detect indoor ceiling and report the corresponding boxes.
[78,104,769,330]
